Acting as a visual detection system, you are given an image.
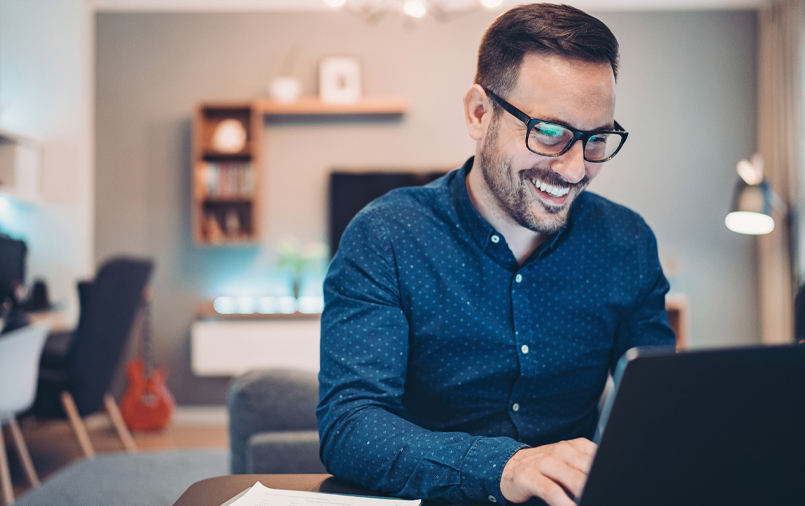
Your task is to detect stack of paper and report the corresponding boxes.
[223,482,422,506]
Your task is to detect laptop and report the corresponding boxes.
[577,344,805,506]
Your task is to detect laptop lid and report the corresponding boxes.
[578,344,805,506]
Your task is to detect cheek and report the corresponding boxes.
[585,163,603,179]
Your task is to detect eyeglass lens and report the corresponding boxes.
[528,123,623,162]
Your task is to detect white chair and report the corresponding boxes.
[0,323,50,505]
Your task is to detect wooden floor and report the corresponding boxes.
[5,412,228,500]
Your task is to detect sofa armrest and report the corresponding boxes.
[247,430,325,474]
[227,369,320,474]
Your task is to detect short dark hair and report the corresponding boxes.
[475,3,620,98]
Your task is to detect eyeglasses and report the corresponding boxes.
[484,88,628,163]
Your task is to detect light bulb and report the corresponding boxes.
[480,0,504,8]
[213,296,236,314]
[725,211,775,235]
[403,0,427,18]
[324,0,347,7]
[236,296,256,314]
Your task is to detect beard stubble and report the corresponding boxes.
[476,116,590,235]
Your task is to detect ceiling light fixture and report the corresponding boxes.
[403,0,427,18]
[323,0,505,25]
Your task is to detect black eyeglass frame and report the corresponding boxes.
[484,88,629,163]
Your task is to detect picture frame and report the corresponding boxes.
[318,56,362,104]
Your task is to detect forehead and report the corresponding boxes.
[508,52,616,130]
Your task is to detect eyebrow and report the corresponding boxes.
[523,113,614,134]
[487,88,616,133]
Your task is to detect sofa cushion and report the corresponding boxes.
[247,429,325,474]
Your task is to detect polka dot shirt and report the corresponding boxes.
[317,157,675,504]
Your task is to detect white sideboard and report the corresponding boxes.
[190,317,320,377]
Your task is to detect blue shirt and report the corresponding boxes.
[317,157,675,504]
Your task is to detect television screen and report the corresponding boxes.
[0,235,26,303]
[329,171,448,257]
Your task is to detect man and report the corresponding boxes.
[317,4,675,506]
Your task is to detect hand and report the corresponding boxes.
[500,439,597,506]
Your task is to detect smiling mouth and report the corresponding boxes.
[530,177,570,198]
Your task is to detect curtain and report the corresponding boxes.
[757,0,804,344]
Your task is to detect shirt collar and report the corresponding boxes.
[449,156,569,260]
[450,157,497,251]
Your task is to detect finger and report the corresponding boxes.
[567,438,597,457]
[555,442,596,475]
[532,473,577,506]
[540,457,589,499]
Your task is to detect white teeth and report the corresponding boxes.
[531,178,569,198]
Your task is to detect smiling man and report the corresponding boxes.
[317,5,675,506]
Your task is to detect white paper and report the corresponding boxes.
[227,481,421,506]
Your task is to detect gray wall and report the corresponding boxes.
[95,9,758,404]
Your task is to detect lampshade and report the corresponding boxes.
[725,179,775,235]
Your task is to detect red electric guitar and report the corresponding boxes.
[121,287,175,431]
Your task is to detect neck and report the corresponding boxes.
[465,168,546,265]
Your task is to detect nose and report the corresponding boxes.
[550,140,586,184]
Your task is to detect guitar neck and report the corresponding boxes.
[140,300,156,378]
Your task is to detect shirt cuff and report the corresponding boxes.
[460,437,529,505]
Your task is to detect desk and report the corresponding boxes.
[27,307,73,333]
[173,474,378,506]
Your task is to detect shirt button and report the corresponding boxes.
[515,274,523,283]
[488,496,497,503]
[521,345,529,354]
[512,403,520,412]
[491,234,500,243]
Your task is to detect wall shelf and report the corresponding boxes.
[0,128,41,202]
[256,96,408,116]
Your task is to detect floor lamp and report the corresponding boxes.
[725,154,800,343]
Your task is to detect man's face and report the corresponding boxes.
[477,53,616,234]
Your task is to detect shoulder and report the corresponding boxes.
[357,171,455,226]
[335,171,457,256]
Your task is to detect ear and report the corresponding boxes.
[463,84,492,141]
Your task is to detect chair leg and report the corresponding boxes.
[60,392,95,459]
[0,423,14,506]
[7,418,38,488]
[102,394,137,453]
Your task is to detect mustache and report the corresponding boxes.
[522,168,589,189]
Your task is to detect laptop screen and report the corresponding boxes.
[579,344,805,506]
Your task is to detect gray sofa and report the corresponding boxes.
[227,368,326,474]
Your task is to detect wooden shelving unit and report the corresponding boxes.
[192,96,408,246]
[192,103,263,246]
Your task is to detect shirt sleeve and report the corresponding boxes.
[317,208,527,504]
[609,224,677,372]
